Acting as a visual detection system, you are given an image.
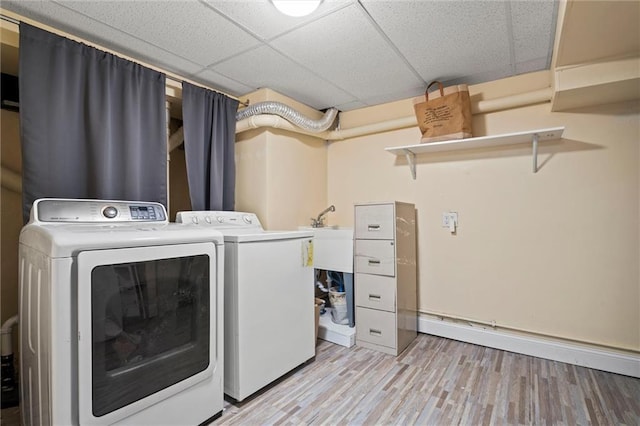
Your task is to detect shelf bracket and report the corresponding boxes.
[532,133,539,173]
[403,149,416,179]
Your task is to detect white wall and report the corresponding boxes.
[235,89,329,230]
[326,98,639,351]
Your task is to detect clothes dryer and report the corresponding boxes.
[19,199,224,426]
[176,211,314,401]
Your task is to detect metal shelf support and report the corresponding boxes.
[403,149,416,180]
[532,133,539,173]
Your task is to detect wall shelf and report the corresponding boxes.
[385,127,565,179]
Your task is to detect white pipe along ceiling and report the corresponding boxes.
[163,86,553,153]
[232,87,553,142]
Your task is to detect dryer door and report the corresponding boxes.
[76,242,217,425]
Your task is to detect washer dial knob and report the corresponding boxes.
[243,215,253,224]
[102,206,118,219]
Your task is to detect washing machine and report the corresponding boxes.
[175,211,315,402]
[19,199,224,426]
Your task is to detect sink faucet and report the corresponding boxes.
[311,205,335,228]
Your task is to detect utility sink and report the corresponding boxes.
[299,226,354,273]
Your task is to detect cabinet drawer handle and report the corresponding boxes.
[368,224,381,231]
[369,328,382,336]
[368,259,381,265]
[368,294,381,300]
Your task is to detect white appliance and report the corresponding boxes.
[175,211,315,401]
[19,199,224,426]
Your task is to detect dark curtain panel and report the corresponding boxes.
[182,82,239,211]
[19,23,167,223]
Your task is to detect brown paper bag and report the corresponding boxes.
[413,81,472,143]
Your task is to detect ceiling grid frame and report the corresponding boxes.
[2,0,561,112]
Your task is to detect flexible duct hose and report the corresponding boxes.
[236,101,338,132]
[1,315,18,356]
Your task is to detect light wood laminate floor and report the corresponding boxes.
[216,334,639,425]
[1,334,638,425]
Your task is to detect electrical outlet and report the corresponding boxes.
[442,212,459,227]
[442,212,451,227]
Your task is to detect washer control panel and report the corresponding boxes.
[33,199,167,223]
[175,211,262,230]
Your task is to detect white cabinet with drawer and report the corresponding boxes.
[354,201,417,356]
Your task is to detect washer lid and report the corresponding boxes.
[222,229,313,243]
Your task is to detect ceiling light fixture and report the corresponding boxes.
[271,0,322,17]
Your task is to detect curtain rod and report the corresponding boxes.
[0,11,250,108]
[1,14,19,25]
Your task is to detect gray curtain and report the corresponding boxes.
[19,23,167,223]
[182,82,239,211]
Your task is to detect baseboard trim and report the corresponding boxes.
[418,316,640,378]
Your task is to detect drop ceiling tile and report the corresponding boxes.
[213,45,355,110]
[270,4,424,100]
[511,0,557,67]
[192,68,254,97]
[361,0,511,82]
[204,0,353,40]
[57,0,261,66]
[442,64,514,87]
[335,100,367,111]
[2,0,203,76]
[360,84,428,109]
[4,0,563,113]
[515,57,549,76]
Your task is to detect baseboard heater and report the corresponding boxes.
[418,315,639,378]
